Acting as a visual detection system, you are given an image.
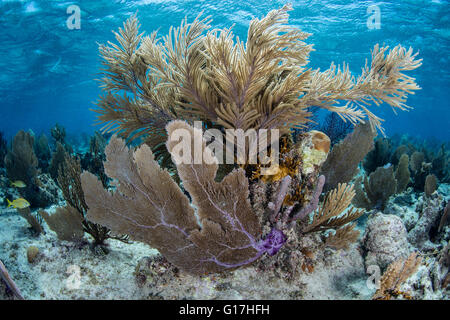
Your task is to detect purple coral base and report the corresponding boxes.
[258,228,287,256]
[202,228,288,269]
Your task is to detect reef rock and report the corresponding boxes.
[32,173,63,208]
[401,262,446,300]
[384,200,419,232]
[363,212,410,270]
[297,130,330,175]
[133,244,370,300]
[408,193,444,250]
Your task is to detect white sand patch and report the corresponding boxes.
[0,207,157,300]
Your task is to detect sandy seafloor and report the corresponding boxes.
[0,205,155,299]
[0,185,449,300]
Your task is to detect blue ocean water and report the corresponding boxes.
[0,0,449,141]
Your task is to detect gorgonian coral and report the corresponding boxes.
[82,122,264,274]
[81,121,364,274]
[94,4,421,150]
[81,5,422,275]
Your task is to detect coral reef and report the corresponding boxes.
[373,252,422,300]
[430,145,449,183]
[321,122,376,191]
[353,134,448,215]
[353,166,398,210]
[34,134,51,172]
[81,124,266,274]
[424,174,438,197]
[395,154,410,192]
[55,154,128,246]
[94,5,421,154]
[4,130,60,208]
[358,134,449,205]
[408,192,445,250]
[316,113,353,146]
[363,137,392,174]
[2,5,441,302]
[81,121,364,275]
[0,132,7,168]
[133,245,369,299]
[72,4,421,279]
[49,142,67,181]
[79,131,108,187]
[50,123,72,153]
[363,212,410,270]
[4,130,38,186]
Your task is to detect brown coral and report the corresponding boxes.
[373,252,422,300]
[4,130,38,184]
[80,4,422,276]
[353,166,398,210]
[321,122,377,191]
[81,122,263,275]
[302,182,364,235]
[40,206,84,242]
[395,153,410,192]
[55,154,128,246]
[94,5,421,156]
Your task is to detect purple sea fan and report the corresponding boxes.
[81,121,274,275]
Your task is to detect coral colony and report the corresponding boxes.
[81,4,421,274]
[1,4,449,301]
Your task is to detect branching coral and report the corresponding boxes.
[51,154,128,246]
[49,142,67,181]
[373,252,422,300]
[82,122,265,274]
[302,183,364,233]
[321,122,376,191]
[5,130,38,185]
[81,122,363,274]
[4,130,58,208]
[34,134,51,172]
[353,166,397,210]
[318,113,353,146]
[80,5,421,276]
[94,5,421,156]
[80,131,109,187]
[355,135,446,210]
[363,137,392,174]
[50,123,72,153]
[301,182,364,250]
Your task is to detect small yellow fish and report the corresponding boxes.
[7,198,31,209]
[10,180,26,188]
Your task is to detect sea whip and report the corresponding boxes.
[0,259,24,300]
